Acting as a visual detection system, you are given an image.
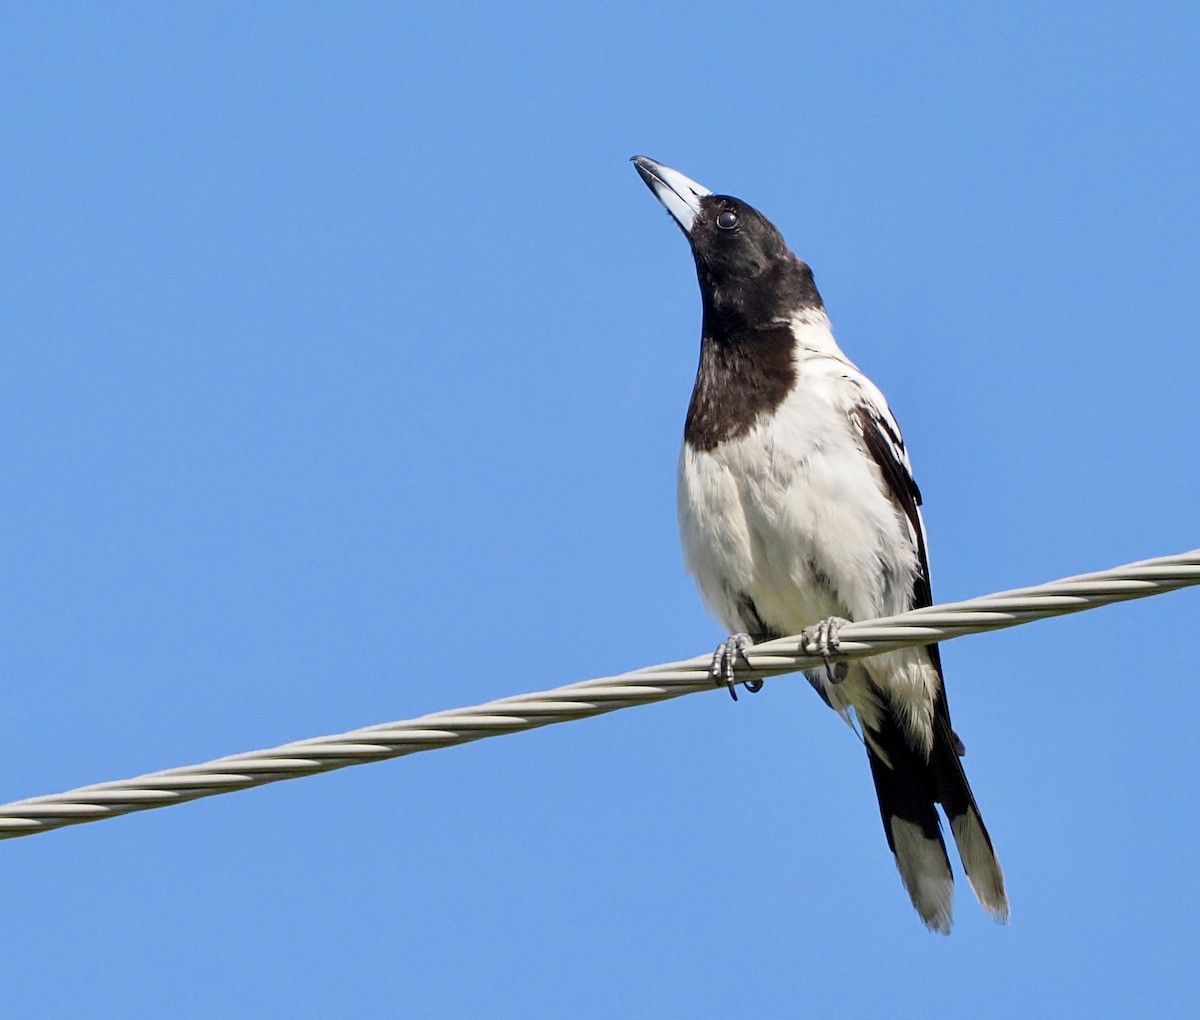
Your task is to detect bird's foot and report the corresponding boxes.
[802,616,849,686]
[710,633,762,701]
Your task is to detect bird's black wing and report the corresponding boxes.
[849,401,932,611]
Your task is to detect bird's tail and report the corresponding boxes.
[864,697,1008,933]
[930,716,1009,924]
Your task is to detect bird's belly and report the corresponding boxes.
[678,429,915,638]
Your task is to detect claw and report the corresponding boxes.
[803,616,849,685]
[710,633,759,701]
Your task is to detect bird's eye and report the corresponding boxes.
[716,209,738,230]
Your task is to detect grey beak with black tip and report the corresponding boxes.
[631,156,712,235]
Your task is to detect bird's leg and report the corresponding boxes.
[710,633,761,701]
[803,616,849,686]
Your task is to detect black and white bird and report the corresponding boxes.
[632,155,1008,933]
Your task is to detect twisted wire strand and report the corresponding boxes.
[2,548,1197,841]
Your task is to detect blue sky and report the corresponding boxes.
[3,2,1198,1016]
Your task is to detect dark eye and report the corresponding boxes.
[716,209,738,230]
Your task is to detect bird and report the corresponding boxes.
[631,154,1008,933]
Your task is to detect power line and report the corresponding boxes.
[2,548,1196,841]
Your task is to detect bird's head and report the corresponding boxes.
[632,155,821,325]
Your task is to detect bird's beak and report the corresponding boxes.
[631,155,712,235]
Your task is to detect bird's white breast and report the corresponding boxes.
[678,354,940,744]
[677,350,919,639]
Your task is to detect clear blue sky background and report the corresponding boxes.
[3,3,1198,1016]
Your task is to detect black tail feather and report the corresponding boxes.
[865,705,955,933]
[865,689,1008,931]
